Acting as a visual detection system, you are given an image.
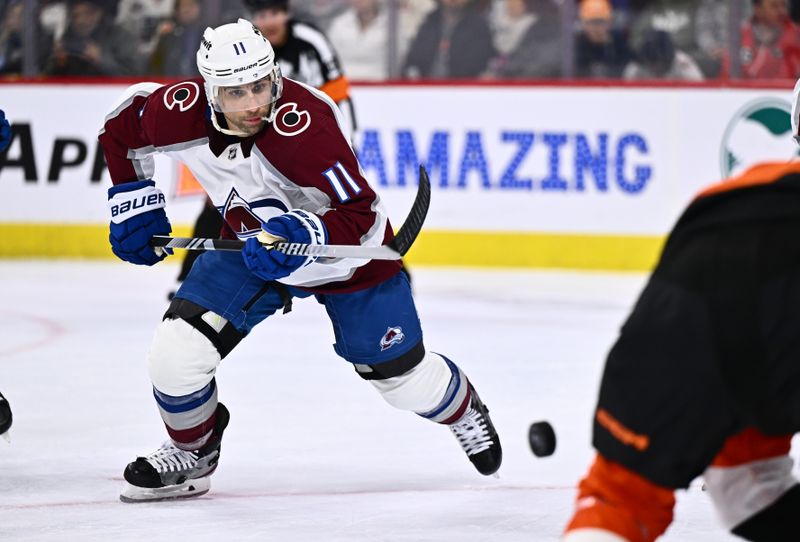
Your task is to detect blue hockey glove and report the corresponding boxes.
[107,179,172,266]
[0,110,11,152]
[243,210,327,281]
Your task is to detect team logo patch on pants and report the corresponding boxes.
[380,326,405,351]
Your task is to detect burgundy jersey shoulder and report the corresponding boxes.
[254,78,346,157]
[138,77,210,147]
[251,78,361,191]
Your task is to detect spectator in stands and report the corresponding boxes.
[629,0,703,71]
[0,0,53,75]
[45,0,141,76]
[575,0,632,79]
[39,1,69,43]
[608,0,632,29]
[484,0,561,79]
[402,0,494,79]
[148,0,204,76]
[328,0,390,80]
[736,0,800,80]
[694,0,751,78]
[116,0,174,58]
[328,0,432,80]
[624,28,704,80]
[291,0,349,30]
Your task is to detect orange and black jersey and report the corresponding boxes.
[669,161,800,239]
[274,19,356,138]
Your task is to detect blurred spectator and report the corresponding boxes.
[400,0,437,38]
[328,0,432,80]
[608,0,632,29]
[483,0,561,79]
[291,0,349,29]
[116,0,174,58]
[39,0,69,42]
[629,0,702,68]
[694,0,751,77]
[45,0,141,76]
[575,0,632,78]
[0,1,53,75]
[402,0,494,79]
[328,0,391,80]
[623,28,704,80]
[735,0,800,79]
[148,0,204,76]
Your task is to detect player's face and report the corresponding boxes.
[218,80,273,136]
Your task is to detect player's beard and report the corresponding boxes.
[225,107,270,137]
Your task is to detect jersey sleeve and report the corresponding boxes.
[98,82,163,185]
[98,79,208,186]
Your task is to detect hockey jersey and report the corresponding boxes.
[98,77,400,294]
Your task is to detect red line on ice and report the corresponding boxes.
[0,310,65,357]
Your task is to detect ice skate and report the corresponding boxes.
[449,385,502,475]
[120,403,229,503]
[0,391,12,443]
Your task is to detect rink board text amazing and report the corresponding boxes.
[357,129,651,194]
[0,123,652,196]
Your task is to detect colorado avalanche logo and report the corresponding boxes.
[379,326,405,351]
[163,81,200,112]
[219,188,288,238]
[273,102,311,137]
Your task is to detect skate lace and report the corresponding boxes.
[449,408,493,456]
[145,441,200,474]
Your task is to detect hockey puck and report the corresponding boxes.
[528,421,556,457]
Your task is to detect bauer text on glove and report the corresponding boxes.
[107,179,172,266]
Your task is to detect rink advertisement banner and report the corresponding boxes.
[0,82,796,268]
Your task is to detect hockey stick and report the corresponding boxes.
[150,165,431,260]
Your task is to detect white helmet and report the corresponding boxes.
[196,18,283,135]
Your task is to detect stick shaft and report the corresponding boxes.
[150,165,431,260]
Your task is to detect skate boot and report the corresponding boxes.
[120,403,229,503]
[0,391,12,442]
[448,385,502,475]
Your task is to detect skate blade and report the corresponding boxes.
[119,477,211,503]
[1,431,9,444]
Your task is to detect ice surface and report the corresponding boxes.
[0,261,743,541]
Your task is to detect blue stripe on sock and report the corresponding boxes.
[153,379,216,414]
[419,355,461,419]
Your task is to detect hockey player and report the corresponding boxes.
[172,0,357,293]
[99,19,501,503]
[562,89,800,540]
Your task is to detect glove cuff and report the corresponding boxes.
[107,179,155,197]
[107,180,166,224]
[285,209,327,247]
